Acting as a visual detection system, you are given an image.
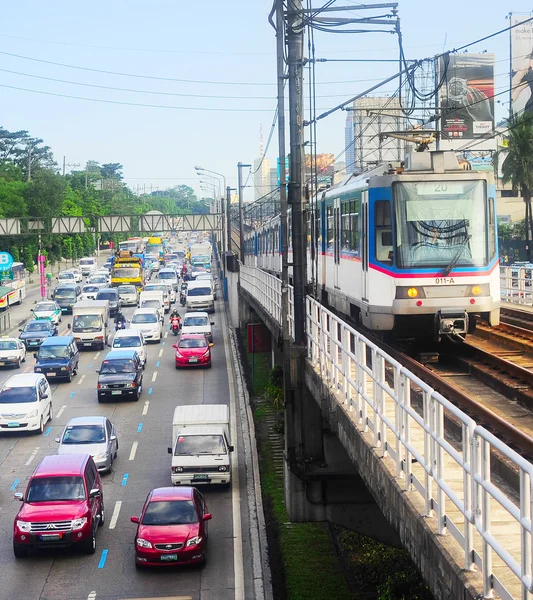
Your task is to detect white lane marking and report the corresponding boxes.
[142,401,150,416]
[222,306,245,600]
[108,501,122,530]
[129,442,138,461]
[56,404,67,418]
[151,371,157,383]
[87,592,96,600]
[94,352,100,360]
[164,331,168,338]
[25,446,40,466]
[77,374,86,385]
[158,349,164,357]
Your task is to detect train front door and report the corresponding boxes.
[361,192,369,302]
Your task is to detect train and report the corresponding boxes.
[243,150,501,342]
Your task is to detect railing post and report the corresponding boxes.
[481,437,494,599]
[462,423,474,571]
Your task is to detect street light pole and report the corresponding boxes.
[237,162,251,263]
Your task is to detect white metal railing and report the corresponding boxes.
[240,264,533,600]
[501,265,533,305]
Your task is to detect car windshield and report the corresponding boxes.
[179,338,207,349]
[132,313,157,324]
[113,268,140,278]
[113,336,141,348]
[62,424,106,444]
[89,277,107,284]
[80,259,95,266]
[145,285,166,293]
[118,285,135,294]
[158,272,175,279]
[97,292,118,301]
[38,346,69,359]
[73,315,102,331]
[174,434,226,455]
[0,386,37,404]
[0,340,17,350]
[35,303,56,312]
[183,317,208,327]
[82,286,100,293]
[100,359,136,374]
[141,300,160,309]
[187,287,211,297]
[24,322,50,332]
[142,500,197,526]
[26,476,86,502]
[59,273,74,279]
[54,290,76,299]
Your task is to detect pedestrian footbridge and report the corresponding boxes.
[233,264,533,600]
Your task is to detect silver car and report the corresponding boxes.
[55,416,118,473]
[117,284,139,306]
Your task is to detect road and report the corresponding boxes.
[0,292,257,600]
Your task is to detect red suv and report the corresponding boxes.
[13,454,104,557]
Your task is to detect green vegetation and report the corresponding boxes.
[0,125,210,266]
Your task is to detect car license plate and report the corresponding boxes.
[193,474,209,481]
[84,343,92,347]
[160,553,178,561]
[40,533,61,541]
[189,358,198,363]
[111,390,122,395]
[47,372,56,377]
[7,422,20,428]
[29,342,38,346]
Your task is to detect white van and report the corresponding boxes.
[158,267,179,291]
[181,312,214,343]
[186,280,215,313]
[138,291,164,322]
[79,256,97,277]
[144,283,171,312]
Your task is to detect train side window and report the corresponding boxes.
[488,197,496,260]
[374,200,393,264]
[327,205,334,250]
[341,202,350,250]
[350,200,359,254]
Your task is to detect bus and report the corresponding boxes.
[0,262,26,310]
[119,237,143,254]
[147,236,164,263]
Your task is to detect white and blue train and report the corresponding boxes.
[244,151,501,341]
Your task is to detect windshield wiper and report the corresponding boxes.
[440,235,471,277]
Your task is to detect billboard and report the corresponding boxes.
[438,53,495,150]
[511,13,533,116]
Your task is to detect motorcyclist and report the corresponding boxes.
[169,309,181,331]
[114,310,127,329]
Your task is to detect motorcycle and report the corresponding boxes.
[180,293,187,307]
[115,320,126,331]
[170,317,181,336]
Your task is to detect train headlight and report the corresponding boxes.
[396,287,425,299]
[466,284,489,297]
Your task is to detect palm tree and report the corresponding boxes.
[499,112,533,261]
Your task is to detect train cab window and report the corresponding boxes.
[374,200,393,264]
[327,205,334,250]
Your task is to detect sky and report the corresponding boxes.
[0,0,531,203]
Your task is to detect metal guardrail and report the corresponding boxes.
[501,265,533,305]
[240,263,533,600]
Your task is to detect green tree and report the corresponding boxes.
[499,113,533,260]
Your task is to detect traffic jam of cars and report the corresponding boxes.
[0,233,229,573]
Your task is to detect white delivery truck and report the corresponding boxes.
[138,290,164,322]
[168,404,233,486]
[70,300,110,350]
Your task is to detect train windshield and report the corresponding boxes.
[394,180,492,269]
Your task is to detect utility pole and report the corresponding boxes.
[237,162,251,263]
[27,145,33,182]
[287,0,306,346]
[63,155,66,177]
[226,186,233,254]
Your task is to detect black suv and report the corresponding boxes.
[96,350,143,403]
[95,288,120,317]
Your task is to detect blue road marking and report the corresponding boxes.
[69,391,75,398]
[98,549,108,569]
[44,427,52,437]
[156,361,160,367]
[162,341,166,346]
[88,364,93,369]
[121,473,129,486]
[9,479,19,491]
[148,387,153,395]
[137,423,143,433]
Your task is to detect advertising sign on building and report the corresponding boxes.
[438,53,495,150]
[511,13,533,116]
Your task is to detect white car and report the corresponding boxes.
[117,284,139,307]
[112,329,147,366]
[129,308,162,343]
[67,268,83,283]
[144,283,173,309]
[32,301,62,325]
[0,338,26,368]
[87,274,109,286]
[57,271,77,284]
[80,283,106,301]
[94,268,111,283]
[181,312,214,343]
[0,373,52,433]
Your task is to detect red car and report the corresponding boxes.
[173,333,211,368]
[13,454,104,557]
[131,486,211,568]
